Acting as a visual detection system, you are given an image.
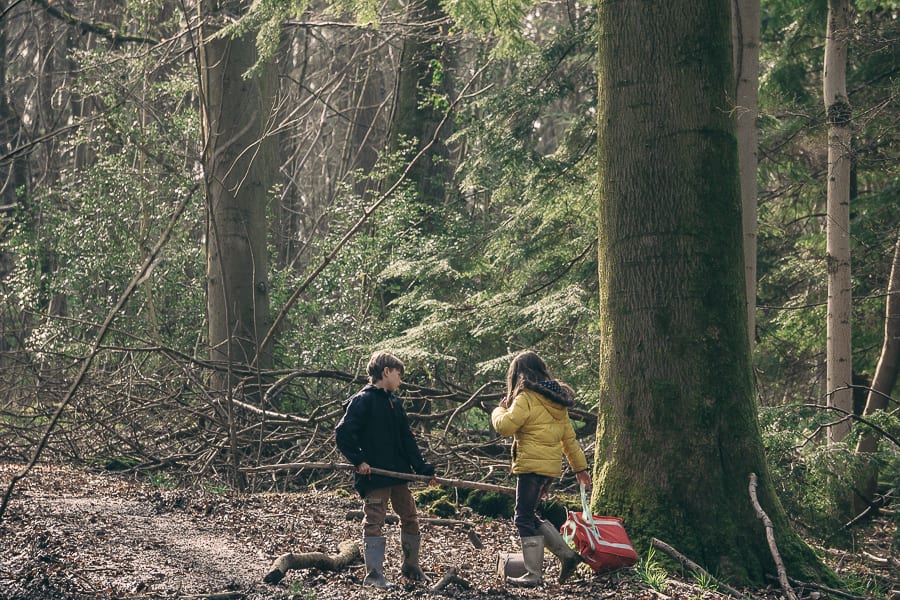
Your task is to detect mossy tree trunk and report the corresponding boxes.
[594,0,831,585]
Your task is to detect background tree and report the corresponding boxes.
[199,0,277,388]
[733,0,760,349]
[855,227,900,503]
[0,0,896,589]
[593,0,829,583]
[823,0,854,443]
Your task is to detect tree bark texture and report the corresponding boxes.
[824,0,853,443]
[199,0,276,381]
[732,0,760,350]
[594,0,830,585]
[854,227,900,502]
[263,540,360,583]
[388,0,453,216]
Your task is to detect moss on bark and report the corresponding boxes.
[594,0,836,588]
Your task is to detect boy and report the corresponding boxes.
[335,351,435,589]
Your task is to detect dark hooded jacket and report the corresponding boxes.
[491,379,588,477]
[335,384,434,496]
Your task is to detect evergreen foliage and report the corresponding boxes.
[0,0,897,578]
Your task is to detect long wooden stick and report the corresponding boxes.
[749,473,797,600]
[241,461,515,495]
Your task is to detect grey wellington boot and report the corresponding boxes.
[506,536,544,587]
[538,519,583,583]
[363,536,389,589]
[400,532,432,583]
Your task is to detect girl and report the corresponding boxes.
[491,350,592,586]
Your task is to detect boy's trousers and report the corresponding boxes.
[363,483,420,536]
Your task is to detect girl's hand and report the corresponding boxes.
[576,470,592,489]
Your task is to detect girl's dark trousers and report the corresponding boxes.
[514,472,553,537]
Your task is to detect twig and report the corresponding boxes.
[650,538,744,598]
[439,381,502,446]
[748,473,797,600]
[768,575,869,600]
[802,402,900,448]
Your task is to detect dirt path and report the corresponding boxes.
[1,463,896,600]
[0,465,278,598]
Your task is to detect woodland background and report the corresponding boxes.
[0,0,898,596]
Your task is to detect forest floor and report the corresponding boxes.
[0,463,896,600]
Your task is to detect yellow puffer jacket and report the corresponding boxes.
[491,380,588,477]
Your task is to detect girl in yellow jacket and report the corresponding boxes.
[491,350,592,587]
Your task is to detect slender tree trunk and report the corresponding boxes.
[388,0,453,219]
[733,0,760,350]
[0,6,28,211]
[198,0,276,382]
[824,0,853,443]
[854,227,900,501]
[595,0,831,585]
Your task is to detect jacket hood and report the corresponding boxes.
[522,379,575,408]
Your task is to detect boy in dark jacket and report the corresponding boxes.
[335,351,435,589]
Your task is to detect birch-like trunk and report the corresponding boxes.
[733,0,760,350]
[824,0,853,443]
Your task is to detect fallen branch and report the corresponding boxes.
[650,538,743,598]
[748,473,797,600]
[263,540,360,584]
[430,566,470,592]
[241,461,516,495]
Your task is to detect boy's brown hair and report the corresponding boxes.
[366,351,404,383]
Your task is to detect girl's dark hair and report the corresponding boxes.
[505,350,551,400]
[367,351,404,383]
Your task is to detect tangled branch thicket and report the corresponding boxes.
[0,340,597,494]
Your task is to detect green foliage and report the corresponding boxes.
[1,46,204,361]
[761,404,900,540]
[690,569,718,593]
[220,0,312,71]
[442,0,537,56]
[633,546,669,592]
[756,0,899,406]
[148,471,178,490]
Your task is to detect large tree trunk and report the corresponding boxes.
[594,0,830,585]
[824,0,853,443]
[733,0,760,350]
[199,0,276,383]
